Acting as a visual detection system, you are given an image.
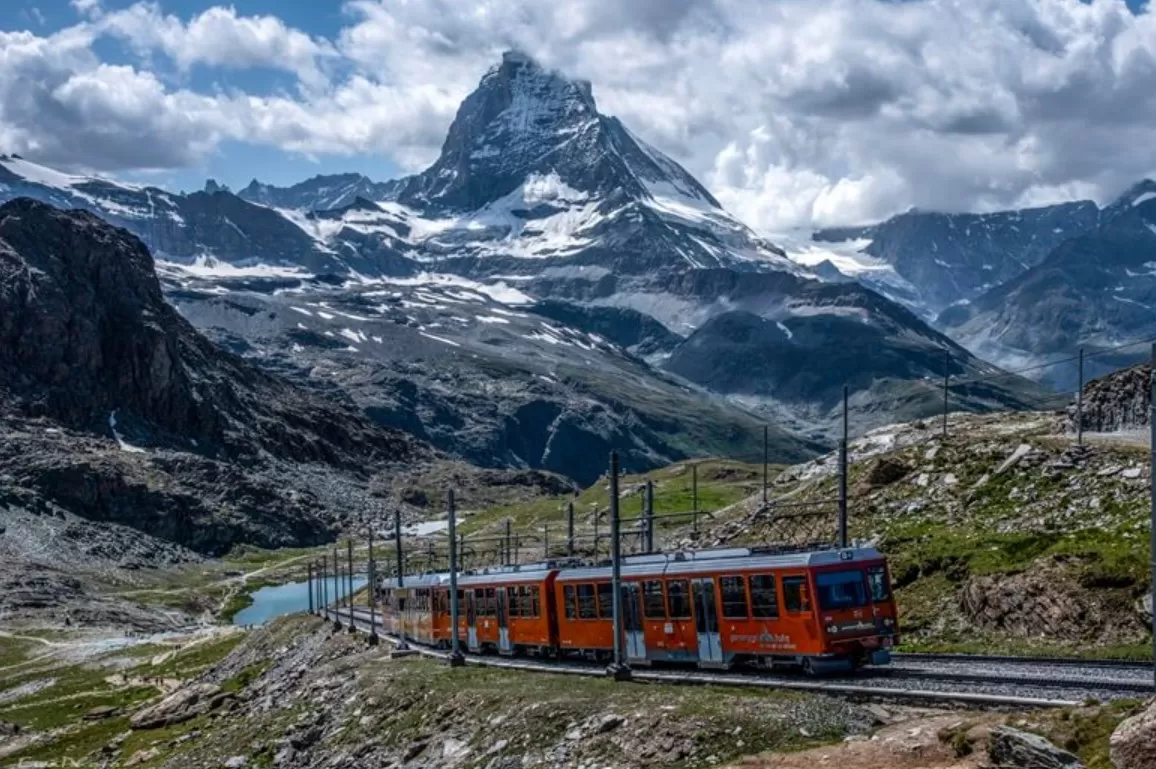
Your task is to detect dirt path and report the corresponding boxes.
[724,715,984,769]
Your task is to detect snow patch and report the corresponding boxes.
[108,411,146,454]
[1133,191,1156,207]
[420,331,461,347]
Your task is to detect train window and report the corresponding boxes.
[816,571,868,610]
[643,581,666,619]
[720,576,749,619]
[596,582,614,619]
[577,584,597,619]
[666,580,691,619]
[749,575,778,618]
[506,586,520,618]
[867,566,891,602]
[563,585,577,619]
[485,588,498,617]
[782,577,811,613]
[474,588,486,616]
[530,586,541,618]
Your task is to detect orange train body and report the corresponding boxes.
[375,546,898,673]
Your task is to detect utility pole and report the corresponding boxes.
[1149,343,1155,691]
[394,508,409,650]
[567,502,575,557]
[593,508,600,561]
[332,547,342,630]
[692,462,699,515]
[763,424,769,504]
[1077,347,1085,446]
[608,451,629,679]
[942,348,950,438]
[447,489,464,666]
[839,385,849,549]
[543,525,550,560]
[504,519,512,566]
[367,527,379,646]
[346,539,355,632]
[644,480,654,553]
[307,562,314,615]
[320,559,327,619]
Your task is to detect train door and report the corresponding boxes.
[466,589,480,652]
[497,586,513,655]
[622,582,647,662]
[781,573,819,655]
[692,578,724,666]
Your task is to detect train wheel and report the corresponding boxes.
[801,658,816,677]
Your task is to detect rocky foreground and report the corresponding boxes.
[3,615,1155,769]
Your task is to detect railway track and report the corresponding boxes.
[320,606,1155,708]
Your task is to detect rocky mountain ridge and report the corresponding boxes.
[941,180,1156,389]
[813,201,1101,317]
[0,198,432,556]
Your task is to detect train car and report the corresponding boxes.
[553,546,897,673]
[458,565,559,655]
[376,572,448,646]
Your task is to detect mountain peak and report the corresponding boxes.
[397,51,712,215]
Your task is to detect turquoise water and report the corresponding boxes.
[233,576,368,626]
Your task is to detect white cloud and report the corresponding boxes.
[4,0,1156,229]
[96,3,337,91]
[70,0,101,16]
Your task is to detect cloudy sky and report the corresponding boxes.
[1,0,1154,229]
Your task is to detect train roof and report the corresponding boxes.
[554,546,885,583]
[376,547,885,589]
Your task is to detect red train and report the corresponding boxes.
[374,545,898,673]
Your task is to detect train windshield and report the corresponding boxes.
[815,570,868,611]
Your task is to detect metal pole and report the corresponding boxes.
[608,451,628,678]
[320,559,327,618]
[307,562,314,614]
[332,547,342,630]
[346,539,355,632]
[1149,343,1155,690]
[394,508,408,650]
[692,463,698,513]
[1077,347,1085,446]
[839,385,849,549]
[644,480,654,553]
[763,424,769,504]
[567,502,575,557]
[448,489,463,666]
[691,462,699,537]
[367,527,379,646]
[593,508,600,560]
[504,519,512,566]
[942,347,949,437]
[543,525,550,559]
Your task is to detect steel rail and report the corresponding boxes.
[322,607,1085,709]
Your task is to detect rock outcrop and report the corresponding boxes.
[1110,699,1156,769]
[0,198,421,468]
[130,684,231,730]
[1071,362,1152,434]
[987,727,1085,769]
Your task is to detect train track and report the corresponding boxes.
[318,606,1155,708]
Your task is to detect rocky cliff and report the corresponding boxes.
[0,198,430,554]
[1071,362,1152,434]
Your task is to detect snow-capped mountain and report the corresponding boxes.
[0,51,1053,472]
[941,181,1156,390]
[810,202,1101,318]
[237,173,406,211]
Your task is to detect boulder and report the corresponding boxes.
[1110,699,1156,769]
[988,726,1085,769]
[866,457,912,487]
[130,683,223,730]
